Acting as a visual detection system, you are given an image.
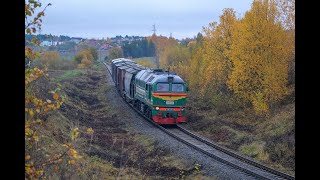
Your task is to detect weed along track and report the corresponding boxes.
[103,62,295,180]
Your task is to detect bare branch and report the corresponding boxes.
[25,3,52,32]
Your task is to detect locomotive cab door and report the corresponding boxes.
[145,84,152,101]
[148,84,152,100]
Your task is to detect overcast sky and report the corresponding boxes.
[38,0,253,39]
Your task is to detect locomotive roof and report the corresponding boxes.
[136,69,184,84]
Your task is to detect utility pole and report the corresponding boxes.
[152,24,159,68]
[152,24,156,36]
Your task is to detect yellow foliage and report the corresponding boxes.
[187,41,196,48]
[68,148,82,159]
[188,47,203,90]
[70,128,80,141]
[148,35,178,67]
[188,9,237,97]
[36,170,44,176]
[53,93,59,100]
[33,51,63,70]
[68,159,76,165]
[183,1,294,114]
[252,92,269,114]
[227,0,292,113]
[75,49,94,68]
[25,67,47,85]
[159,44,190,69]
[41,51,60,63]
[86,128,94,135]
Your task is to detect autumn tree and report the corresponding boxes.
[76,43,99,62]
[89,47,98,62]
[188,8,237,100]
[36,51,61,69]
[108,46,124,60]
[74,49,94,68]
[160,44,191,80]
[148,35,178,68]
[227,0,292,113]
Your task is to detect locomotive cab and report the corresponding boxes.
[149,75,187,124]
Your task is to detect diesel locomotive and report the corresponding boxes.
[110,58,187,124]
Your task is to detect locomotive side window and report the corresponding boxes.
[156,83,169,92]
[172,84,184,92]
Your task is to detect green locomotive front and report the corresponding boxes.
[134,69,187,124]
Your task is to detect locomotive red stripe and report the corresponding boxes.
[157,107,182,111]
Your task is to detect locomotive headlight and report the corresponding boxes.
[155,107,159,110]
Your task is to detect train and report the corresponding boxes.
[110,58,187,124]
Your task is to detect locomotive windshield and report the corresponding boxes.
[172,84,184,92]
[156,83,185,92]
[156,83,169,92]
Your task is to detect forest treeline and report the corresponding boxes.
[122,38,156,58]
[149,0,295,114]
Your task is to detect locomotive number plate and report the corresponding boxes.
[166,101,174,105]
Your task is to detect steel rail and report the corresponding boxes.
[177,125,295,180]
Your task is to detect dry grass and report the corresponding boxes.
[239,141,269,161]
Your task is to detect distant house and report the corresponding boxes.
[71,37,83,44]
[40,40,52,46]
[56,41,65,45]
[39,40,64,46]
[52,41,60,46]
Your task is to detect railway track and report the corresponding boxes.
[102,62,295,180]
